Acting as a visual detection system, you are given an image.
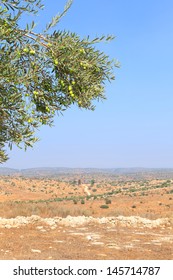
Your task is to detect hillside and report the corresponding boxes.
[1,167,173,180]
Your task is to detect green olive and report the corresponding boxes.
[30,50,35,55]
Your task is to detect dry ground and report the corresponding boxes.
[0,176,173,259]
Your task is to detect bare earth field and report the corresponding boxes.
[0,173,173,260]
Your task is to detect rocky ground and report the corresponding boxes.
[0,215,172,260]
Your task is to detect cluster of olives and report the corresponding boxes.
[23,47,35,55]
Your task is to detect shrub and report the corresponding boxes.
[107,191,114,195]
[130,188,136,192]
[81,199,85,204]
[90,179,95,186]
[105,198,112,204]
[100,205,109,209]
[73,199,78,205]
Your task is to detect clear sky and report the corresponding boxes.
[3,0,173,169]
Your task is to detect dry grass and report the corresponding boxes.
[0,201,92,218]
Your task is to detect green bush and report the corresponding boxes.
[100,205,109,209]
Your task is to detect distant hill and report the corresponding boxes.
[0,167,173,179]
[0,167,20,175]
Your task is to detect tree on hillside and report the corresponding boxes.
[0,0,119,163]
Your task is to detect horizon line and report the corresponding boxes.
[1,166,173,170]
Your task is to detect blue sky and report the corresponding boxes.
[3,0,173,169]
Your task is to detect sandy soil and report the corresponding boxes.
[0,176,173,260]
[0,218,172,260]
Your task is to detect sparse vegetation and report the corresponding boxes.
[0,171,172,220]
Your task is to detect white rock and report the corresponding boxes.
[31,249,41,253]
[86,235,92,241]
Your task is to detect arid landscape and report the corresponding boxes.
[0,168,173,260]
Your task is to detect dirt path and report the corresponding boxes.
[83,185,91,196]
